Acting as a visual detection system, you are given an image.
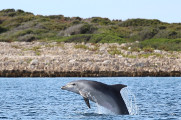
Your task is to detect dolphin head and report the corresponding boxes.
[61,81,80,94]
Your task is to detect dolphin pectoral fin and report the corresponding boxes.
[79,91,91,108]
[83,97,91,108]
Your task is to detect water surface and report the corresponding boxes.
[0,77,181,120]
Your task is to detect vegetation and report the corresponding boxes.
[138,38,181,51]
[74,44,88,49]
[0,9,181,51]
[108,45,121,55]
[74,44,100,52]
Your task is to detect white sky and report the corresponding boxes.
[0,0,181,23]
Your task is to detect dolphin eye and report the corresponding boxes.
[72,83,76,86]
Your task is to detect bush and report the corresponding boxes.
[80,24,97,34]
[130,27,159,41]
[90,34,126,43]
[0,26,7,33]
[58,24,84,36]
[154,30,179,39]
[60,34,92,43]
[143,47,154,53]
[108,45,121,55]
[46,15,64,20]
[18,34,36,42]
[74,44,88,49]
[139,38,181,51]
[58,24,96,36]
[0,9,33,17]
[119,19,165,27]
[91,17,111,25]
[1,9,15,13]
[72,20,81,25]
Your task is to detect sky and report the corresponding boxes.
[0,0,181,23]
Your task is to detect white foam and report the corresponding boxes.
[121,87,139,115]
[96,103,115,115]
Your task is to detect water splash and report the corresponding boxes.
[96,103,115,115]
[121,87,139,115]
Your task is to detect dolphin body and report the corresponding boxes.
[61,80,129,115]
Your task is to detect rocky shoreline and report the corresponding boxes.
[0,42,181,77]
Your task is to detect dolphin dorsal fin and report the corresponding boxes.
[111,84,127,92]
[79,91,91,108]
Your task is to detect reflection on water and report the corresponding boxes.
[0,77,181,120]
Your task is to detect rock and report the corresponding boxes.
[74,62,79,66]
[154,50,162,54]
[134,63,145,67]
[140,51,146,54]
[100,46,106,51]
[120,43,127,48]
[124,51,131,55]
[103,60,111,65]
[0,42,181,77]
[132,52,138,56]
[69,59,76,63]
[92,65,99,71]
[30,59,39,65]
[116,55,123,58]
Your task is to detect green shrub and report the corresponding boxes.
[0,9,33,17]
[0,26,7,33]
[139,38,181,51]
[143,47,154,53]
[91,17,111,25]
[59,34,92,43]
[108,45,121,55]
[18,34,36,42]
[56,33,126,44]
[1,9,15,13]
[80,24,97,34]
[90,34,126,43]
[58,23,96,36]
[46,15,64,20]
[159,26,167,30]
[74,44,88,49]
[119,19,165,27]
[130,27,159,41]
[72,20,81,25]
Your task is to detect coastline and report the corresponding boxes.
[0,42,181,77]
[0,70,181,77]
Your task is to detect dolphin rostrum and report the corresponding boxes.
[61,80,129,115]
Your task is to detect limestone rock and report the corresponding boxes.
[30,59,39,65]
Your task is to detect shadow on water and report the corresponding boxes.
[79,112,105,117]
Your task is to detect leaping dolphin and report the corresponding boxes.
[61,80,129,115]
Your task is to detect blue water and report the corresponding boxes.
[0,77,181,120]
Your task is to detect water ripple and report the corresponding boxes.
[0,77,181,120]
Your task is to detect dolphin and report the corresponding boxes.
[61,80,129,115]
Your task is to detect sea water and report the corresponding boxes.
[0,77,181,120]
